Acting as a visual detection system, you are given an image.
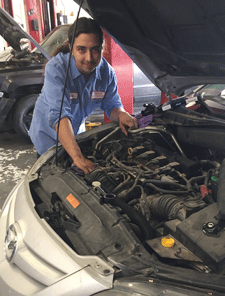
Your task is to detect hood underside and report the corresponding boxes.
[76,0,225,95]
[0,8,50,59]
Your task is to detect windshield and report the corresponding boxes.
[182,84,225,118]
[198,84,225,104]
[32,25,70,57]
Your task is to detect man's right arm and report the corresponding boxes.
[55,117,95,174]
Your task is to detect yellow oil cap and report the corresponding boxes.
[85,122,101,131]
[161,237,175,248]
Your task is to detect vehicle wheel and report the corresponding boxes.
[12,94,38,140]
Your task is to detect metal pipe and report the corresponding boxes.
[93,126,120,156]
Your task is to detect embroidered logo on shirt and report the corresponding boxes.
[91,91,105,99]
[70,92,78,99]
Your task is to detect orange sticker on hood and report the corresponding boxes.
[66,194,80,208]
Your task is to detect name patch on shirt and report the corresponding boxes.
[70,92,78,100]
[91,91,105,99]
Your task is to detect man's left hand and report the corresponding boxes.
[119,112,138,136]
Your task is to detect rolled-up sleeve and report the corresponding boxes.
[43,60,73,130]
[100,67,123,118]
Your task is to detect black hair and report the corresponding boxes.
[69,17,103,46]
[52,17,103,56]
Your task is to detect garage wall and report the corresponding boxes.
[56,0,90,24]
[13,0,27,30]
[0,0,90,52]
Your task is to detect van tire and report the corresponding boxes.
[12,94,38,140]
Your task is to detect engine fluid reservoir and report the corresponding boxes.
[174,203,225,273]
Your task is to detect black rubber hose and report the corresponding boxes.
[143,182,188,195]
[200,160,220,170]
[204,169,212,187]
[151,195,186,221]
[217,159,225,220]
[186,175,205,192]
[103,193,154,240]
[143,179,187,190]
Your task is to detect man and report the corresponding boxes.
[29,17,138,174]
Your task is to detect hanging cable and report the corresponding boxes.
[55,0,84,166]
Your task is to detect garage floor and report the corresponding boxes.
[0,131,36,209]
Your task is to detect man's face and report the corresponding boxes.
[72,33,102,78]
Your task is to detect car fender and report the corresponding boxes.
[1,68,44,96]
[0,69,44,127]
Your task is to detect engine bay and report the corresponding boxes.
[31,109,225,277]
[0,49,45,70]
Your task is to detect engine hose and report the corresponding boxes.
[200,160,220,170]
[102,193,154,240]
[143,179,187,190]
[150,195,186,221]
[105,146,123,164]
[128,199,139,206]
[111,156,142,176]
[112,175,131,194]
[124,174,141,200]
[123,185,151,221]
[124,185,143,203]
[217,158,225,220]
[174,170,188,183]
[93,126,120,156]
[143,182,188,195]
[204,169,212,187]
[186,175,205,192]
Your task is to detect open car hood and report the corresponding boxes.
[75,0,225,96]
[0,7,50,59]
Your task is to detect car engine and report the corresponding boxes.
[31,108,225,277]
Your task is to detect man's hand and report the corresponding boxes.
[72,153,95,175]
[55,117,95,175]
[118,111,138,136]
[110,108,138,136]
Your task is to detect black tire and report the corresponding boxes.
[12,94,38,140]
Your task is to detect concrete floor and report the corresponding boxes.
[0,131,37,209]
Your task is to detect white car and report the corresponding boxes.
[1,0,225,295]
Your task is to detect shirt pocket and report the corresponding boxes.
[91,99,103,105]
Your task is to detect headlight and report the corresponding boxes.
[4,224,18,262]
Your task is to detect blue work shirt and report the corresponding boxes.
[29,52,123,155]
